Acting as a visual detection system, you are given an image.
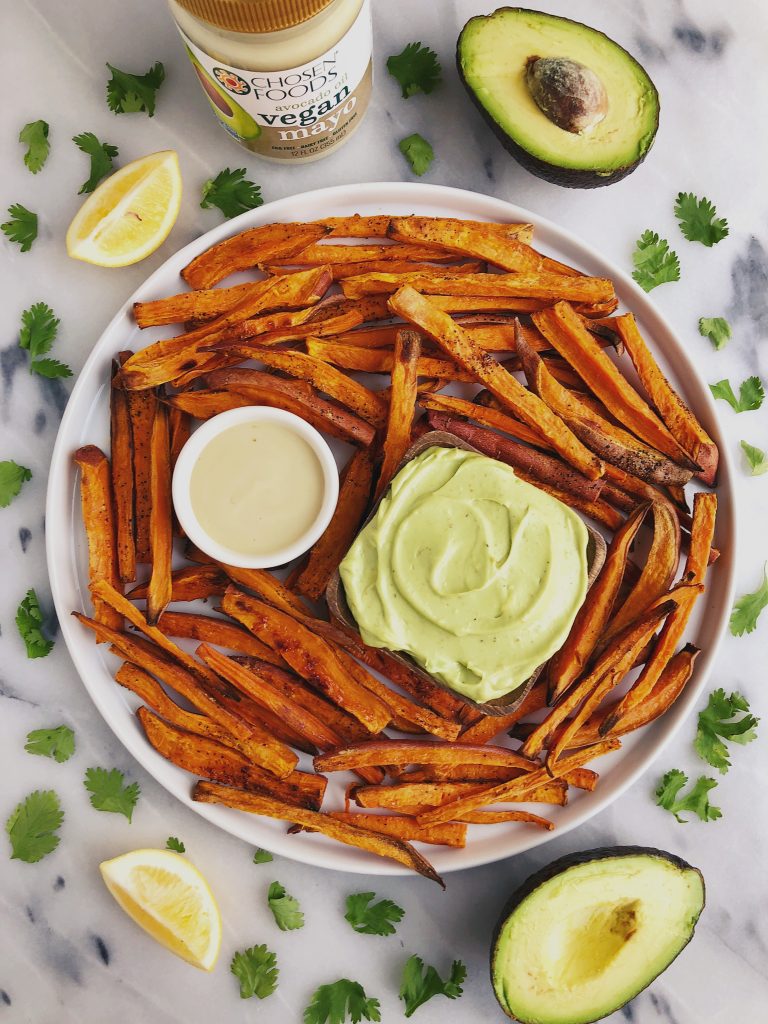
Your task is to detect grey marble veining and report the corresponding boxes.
[2,1,768,1021]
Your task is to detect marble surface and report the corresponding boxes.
[2,1,768,1021]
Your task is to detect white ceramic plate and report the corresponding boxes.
[46,183,736,876]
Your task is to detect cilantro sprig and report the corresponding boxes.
[740,440,768,476]
[304,979,381,1024]
[730,563,768,636]
[84,767,140,821]
[710,376,764,413]
[345,892,404,936]
[267,880,304,930]
[253,847,273,864]
[166,836,185,853]
[399,955,466,1017]
[201,168,263,219]
[655,770,721,823]
[631,230,680,292]
[0,461,32,507]
[106,62,165,116]
[231,944,278,999]
[2,204,38,252]
[699,317,731,350]
[386,42,442,98]
[19,302,72,379]
[399,134,434,176]
[73,132,118,194]
[19,120,50,174]
[694,689,759,773]
[675,192,729,246]
[25,726,75,763]
[16,589,54,658]
[6,790,64,862]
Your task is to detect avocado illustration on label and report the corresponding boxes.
[186,49,261,141]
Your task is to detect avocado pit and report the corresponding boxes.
[526,56,608,134]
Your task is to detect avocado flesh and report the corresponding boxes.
[492,848,704,1024]
[458,8,659,186]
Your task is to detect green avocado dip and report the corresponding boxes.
[339,446,589,702]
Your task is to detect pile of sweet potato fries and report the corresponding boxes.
[73,214,719,885]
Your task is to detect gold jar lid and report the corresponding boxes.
[173,0,337,33]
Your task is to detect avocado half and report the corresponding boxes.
[491,846,705,1024]
[457,8,660,188]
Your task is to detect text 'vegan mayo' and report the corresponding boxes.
[167,0,372,161]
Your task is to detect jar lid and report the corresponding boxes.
[173,0,336,33]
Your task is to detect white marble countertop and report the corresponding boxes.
[3,1,768,1021]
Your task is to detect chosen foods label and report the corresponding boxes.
[178,0,373,161]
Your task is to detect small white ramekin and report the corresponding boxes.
[172,406,339,569]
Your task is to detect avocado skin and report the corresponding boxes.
[457,8,660,189]
[490,845,705,1023]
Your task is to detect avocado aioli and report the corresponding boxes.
[339,446,589,702]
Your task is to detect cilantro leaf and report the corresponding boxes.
[699,317,731,351]
[2,203,38,252]
[399,955,467,1017]
[253,847,273,863]
[675,192,729,246]
[304,979,381,1024]
[18,302,72,379]
[0,461,32,507]
[25,726,75,763]
[84,767,140,821]
[201,168,263,219]
[655,769,721,823]
[386,42,442,98]
[399,134,434,176]
[28,358,72,379]
[710,376,764,413]
[19,120,50,174]
[631,230,680,292]
[730,563,768,636]
[267,880,304,930]
[165,836,185,853]
[740,440,768,476]
[231,944,278,1000]
[694,689,759,773]
[106,62,165,116]
[16,589,54,658]
[345,892,404,936]
[6,790,64,862]
[73,132,118,194]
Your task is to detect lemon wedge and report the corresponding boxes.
[66,150,182,267]
[100,848,221,970]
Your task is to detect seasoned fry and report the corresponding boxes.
[333,318,539,353]
[295,448,374,601]
[459,809,554,829]
[420,392,546,449]
[313,739,536,773]
[216,563,308,614]
[134,279,272,328]
[374,329,421,501]
[206,368,376,447]
[73,446,122,632]
[182,222,330,289]
[192,780,444,884]
[328,811,467,847]
[319,214,534,242]
[270,242,461,266]
[354,779,568,811]
[165,390,253,420]
[343,270,614,303]
[110,355,136,582]
[157,611,286,665]
[405,764,597,790]
[201,306,364,351]
[146,403,172,625]
[460,681,548,744]
[294,259,485,281]
[305,337,476,382]
[129,564,229,603]
[614,313,719,485]
[125,387,155,561]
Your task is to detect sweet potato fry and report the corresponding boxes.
[146,403,172,625]
[192,780,444,883]
[129,564,229,603]
[182,223,331,289]
[406,764,597,790]
[270,242,460,266]
[295,448,374,601]
[388,217,579,276]
[137,706,327,807]
[73,446,122,632]
[317,214,533,242]
[548,502,650,703]
[389,287,604,480]
[333,318,537,353]
[374,329,421,501]
[601,492,716,734]
[533,303,698,469]
[328,811,466,847]
[354,779,568,811]
[134,280,272,328]
[125,387,155,561]
[343,270,614,303]
[459,809,554,829]
[314,739,536,773]
[305,337,476,382]
[312,259,484,281]
[206,368,375,446]
[168,404,191,473]
[614,314,718,485]
[215,564,307,614]
[419,393,546,449]
[460,682,548,744]
[157,611,285,665]
[165,390,252,420]
[426,412,605,504]
[220,587,392,733]
[201,306,364,352]
[110,355,136,582]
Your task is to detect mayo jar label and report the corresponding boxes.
[178,0,372,161]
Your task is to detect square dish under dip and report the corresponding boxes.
[327,430,607,717]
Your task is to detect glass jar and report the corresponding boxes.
[167,0,373,163]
